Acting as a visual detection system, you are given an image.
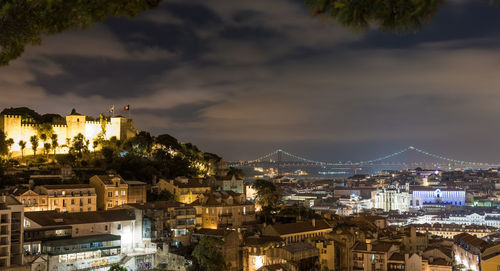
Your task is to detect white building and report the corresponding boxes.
[410,187,465,209]
[23,209,155,271]
[0,195,24,269]
[372,184,410,212]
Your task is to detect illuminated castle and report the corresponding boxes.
[0,109,136,155]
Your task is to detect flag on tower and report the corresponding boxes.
[123,105,130,111]
[108,105,115,113]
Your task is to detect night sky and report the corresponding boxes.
[2,0,500,162]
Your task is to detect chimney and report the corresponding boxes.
[312,218,316,228]
[366,239,372,251]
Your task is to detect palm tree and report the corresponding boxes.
[18,140,26,160]
[30,135,39,157]
[51,134,58,156]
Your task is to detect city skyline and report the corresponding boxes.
[2,0,500,162]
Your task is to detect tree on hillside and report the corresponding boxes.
[155,134,181,150]
[36,123,54,143]
[43,143,51,157]
[122,131,153,155]
[1,0,163,65]
[191,236,227,271]
[5,138,14,157]
[70,133,87,157]
[51,134,58,156]
[0,130,7,157]
[18,140,26,160]
[107,263,127,271]
[252,179,282,222]
[30,135,39,157]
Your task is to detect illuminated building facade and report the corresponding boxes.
[0,109,136,155]
[411,187,465,208]
[372,185,410,212]
[23,209,155,271]
[157,177,211,204]
[34,184,97,213]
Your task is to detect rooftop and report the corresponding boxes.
[25,209,135,226]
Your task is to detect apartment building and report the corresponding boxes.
[195,191,256,229]
[34,184,97,213]
[157,177,211,204]
[0,195,24,269]
[90,174,128,210]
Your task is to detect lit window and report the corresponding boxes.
[115,191,118,197]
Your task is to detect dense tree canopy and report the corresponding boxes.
[252,179,282,222]
[0,0,162,65]
[191,236,227,271]
[305,0,444,32]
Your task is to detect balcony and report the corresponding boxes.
[220,213,232,217]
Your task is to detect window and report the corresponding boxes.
[121,190,126,196]
[108,192,112,197]
[71,199,75,205]
[115,191,118,197]
[105,225,108,231]
[88,198,91,204]
[75,228,79,234]
[117,224,121,230]
[54,200,58,206]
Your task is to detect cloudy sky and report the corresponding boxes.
[2,0,500,162]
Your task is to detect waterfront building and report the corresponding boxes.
[90,174,129,210]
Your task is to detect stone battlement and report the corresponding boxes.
[0,109,137,155]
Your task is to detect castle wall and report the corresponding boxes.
[85,121,102,143]
[0,112,137,156]
[1,115,22,147]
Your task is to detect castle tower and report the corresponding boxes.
[65,109,86,140]
[0,115,21,149]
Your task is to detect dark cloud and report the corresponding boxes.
[2,0,500,163]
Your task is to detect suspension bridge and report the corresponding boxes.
[229,146,500,169]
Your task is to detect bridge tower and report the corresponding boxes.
[277,150,282,176]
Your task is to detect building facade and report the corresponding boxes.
[372,185,410,212]
[411,188,465,209]
[90,174,129,210]
[34,184,97,213]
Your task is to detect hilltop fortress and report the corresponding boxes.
[0,109,136,155]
